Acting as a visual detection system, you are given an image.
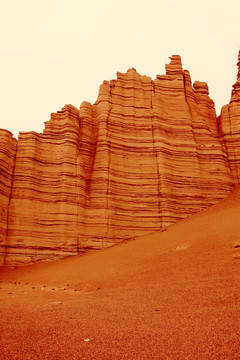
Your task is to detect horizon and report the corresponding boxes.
[1,0,240,138]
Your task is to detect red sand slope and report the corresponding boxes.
[0,187,240,359]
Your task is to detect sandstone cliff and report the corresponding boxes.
[1,54,239,265]
[218,50,240,184]
[0,130,17,264]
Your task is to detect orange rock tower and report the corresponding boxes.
[0,53,239,265]
[218,50,240,184]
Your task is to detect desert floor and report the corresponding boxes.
[1,188,240,360]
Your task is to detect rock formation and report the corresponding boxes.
[1,53,240,265]
[0,130,17,264]
[218,50,240,184]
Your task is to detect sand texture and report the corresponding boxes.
[0,187,240,359]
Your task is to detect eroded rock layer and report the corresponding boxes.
[5,105,82,264]
[218,50,240,184]
[0,131,17,265]
[1,54,239,265]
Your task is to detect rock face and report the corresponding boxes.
[218,50,240,184]
[1,54,239,265]
[3,106,81,265]
[0,131,17,265]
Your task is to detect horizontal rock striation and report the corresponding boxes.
[1,53,240,265]
[79,58,233,249]
[218,50,240,184]
[4,105,83,264]
[0,130,17,265]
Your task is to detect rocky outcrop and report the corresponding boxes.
[0,53,239,265]
[5,105,82,264]
[0,130,17,265]
[218,50,240,184]
[79,58,233,250]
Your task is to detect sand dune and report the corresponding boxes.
[1,187,240,359]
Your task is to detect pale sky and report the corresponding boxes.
[1,0,240,138]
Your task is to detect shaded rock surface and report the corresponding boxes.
[0,54,240,265]
[218,50,240,184]
[0,130,17,265]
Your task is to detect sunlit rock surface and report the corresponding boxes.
[1,54,239,265]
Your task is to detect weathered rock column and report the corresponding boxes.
[0,130,17,265]
[5,105,82,264]
[218,50,240,184]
